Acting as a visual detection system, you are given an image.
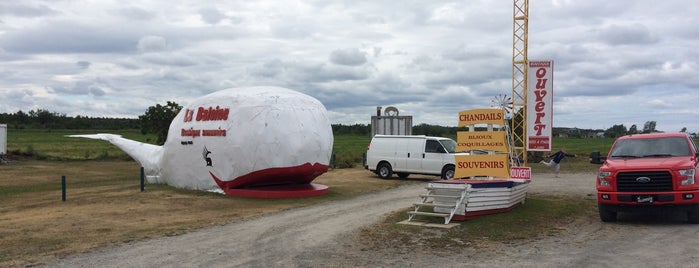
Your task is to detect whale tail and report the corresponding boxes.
[68,134,164,182]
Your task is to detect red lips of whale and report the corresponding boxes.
[209,162,328,194]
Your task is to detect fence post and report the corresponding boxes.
[61,175,66,202]
[140,167,145,192]
[331,154,336,169]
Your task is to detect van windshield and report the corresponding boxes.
[439,139,457,154]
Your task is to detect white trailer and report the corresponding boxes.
[0,124,6,155]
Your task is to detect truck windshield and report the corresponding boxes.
[439,139,457,154]
[610,137,692,158]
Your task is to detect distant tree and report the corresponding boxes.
[331,124,370,135]
[604,124,627,138]
[628,124,638,135]
[139,101,182,145]
[681,127,687,133]
[642,121,657,133]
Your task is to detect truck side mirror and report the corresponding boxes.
[589,150,606,164]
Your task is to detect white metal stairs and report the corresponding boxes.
[407,184,470,224]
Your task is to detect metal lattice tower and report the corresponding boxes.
[511,0,528,165]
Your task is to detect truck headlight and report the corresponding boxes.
[598,171,611,187]
[680,169,695,186]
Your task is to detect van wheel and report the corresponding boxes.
[377,162,393,179]
[441,165,455,180]
[598,204,617,222]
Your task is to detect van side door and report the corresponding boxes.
[402,138,425,173]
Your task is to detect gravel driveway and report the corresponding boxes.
[42,171,699,267]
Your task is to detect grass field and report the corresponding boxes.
[4,128,610,172]
[6,129,154,160]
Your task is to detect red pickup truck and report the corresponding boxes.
[594,132,699,222]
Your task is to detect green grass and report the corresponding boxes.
[360,194,597,250]
[551,137,614,156]
[331,135,370,168]
[6,129,155,161]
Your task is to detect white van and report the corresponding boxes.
[365,135,458,179]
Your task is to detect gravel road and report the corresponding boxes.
[42,171,699,267]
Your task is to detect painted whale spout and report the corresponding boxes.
[71,86,334,198]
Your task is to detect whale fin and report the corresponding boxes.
[68,134,163,181]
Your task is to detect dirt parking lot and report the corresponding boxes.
[41,170,699,267]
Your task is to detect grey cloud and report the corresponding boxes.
[90,86,106,97]
[252,60,371,83]
[1,20,138,54]
[0,2,58,17]
[598,24,658,46]
[118,7,156,21]
[199,7,226,25]
[330,48,367,66]
[270,18,316,39]
[76,61,91,69]
[141,53,197,66]
[138,36,168,52]
[248,59,285,78]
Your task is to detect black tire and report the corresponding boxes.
[376,162,393,179]
[598,204,617,222]
[397,173,409,179]
[688,207,699,224]
[441,165,455,180]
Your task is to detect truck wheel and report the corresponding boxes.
[687,207,699,224]
[377,162,393,179]
[441,165,455,180]
[397,173,409,179]
[598,205,617,222]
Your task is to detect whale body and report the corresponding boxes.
[72,86,334,195]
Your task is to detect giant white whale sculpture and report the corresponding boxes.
[71,86,334,198]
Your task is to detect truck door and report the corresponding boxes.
[422,139,448,175]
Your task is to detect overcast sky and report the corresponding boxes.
[1,1,698,133]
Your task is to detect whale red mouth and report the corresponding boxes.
[209,162,328,195]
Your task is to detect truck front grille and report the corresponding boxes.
[616,171,673,192]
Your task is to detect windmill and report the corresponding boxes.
[492,94,520,167]
[491,93,514,118]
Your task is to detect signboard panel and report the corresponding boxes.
[527,60,554,151]
[456,131,507,152]
[454,154,510,178]
[458,109,505,127]
[510,167,531,180]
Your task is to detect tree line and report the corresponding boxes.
[2,107,690,143]
[0,110,138,130]
[602,121,692,138]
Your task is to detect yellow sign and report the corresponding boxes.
[454,154,510,178]
[458,109,505,127]
[457,131,508,152]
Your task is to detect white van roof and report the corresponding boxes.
[373,135,450,140]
